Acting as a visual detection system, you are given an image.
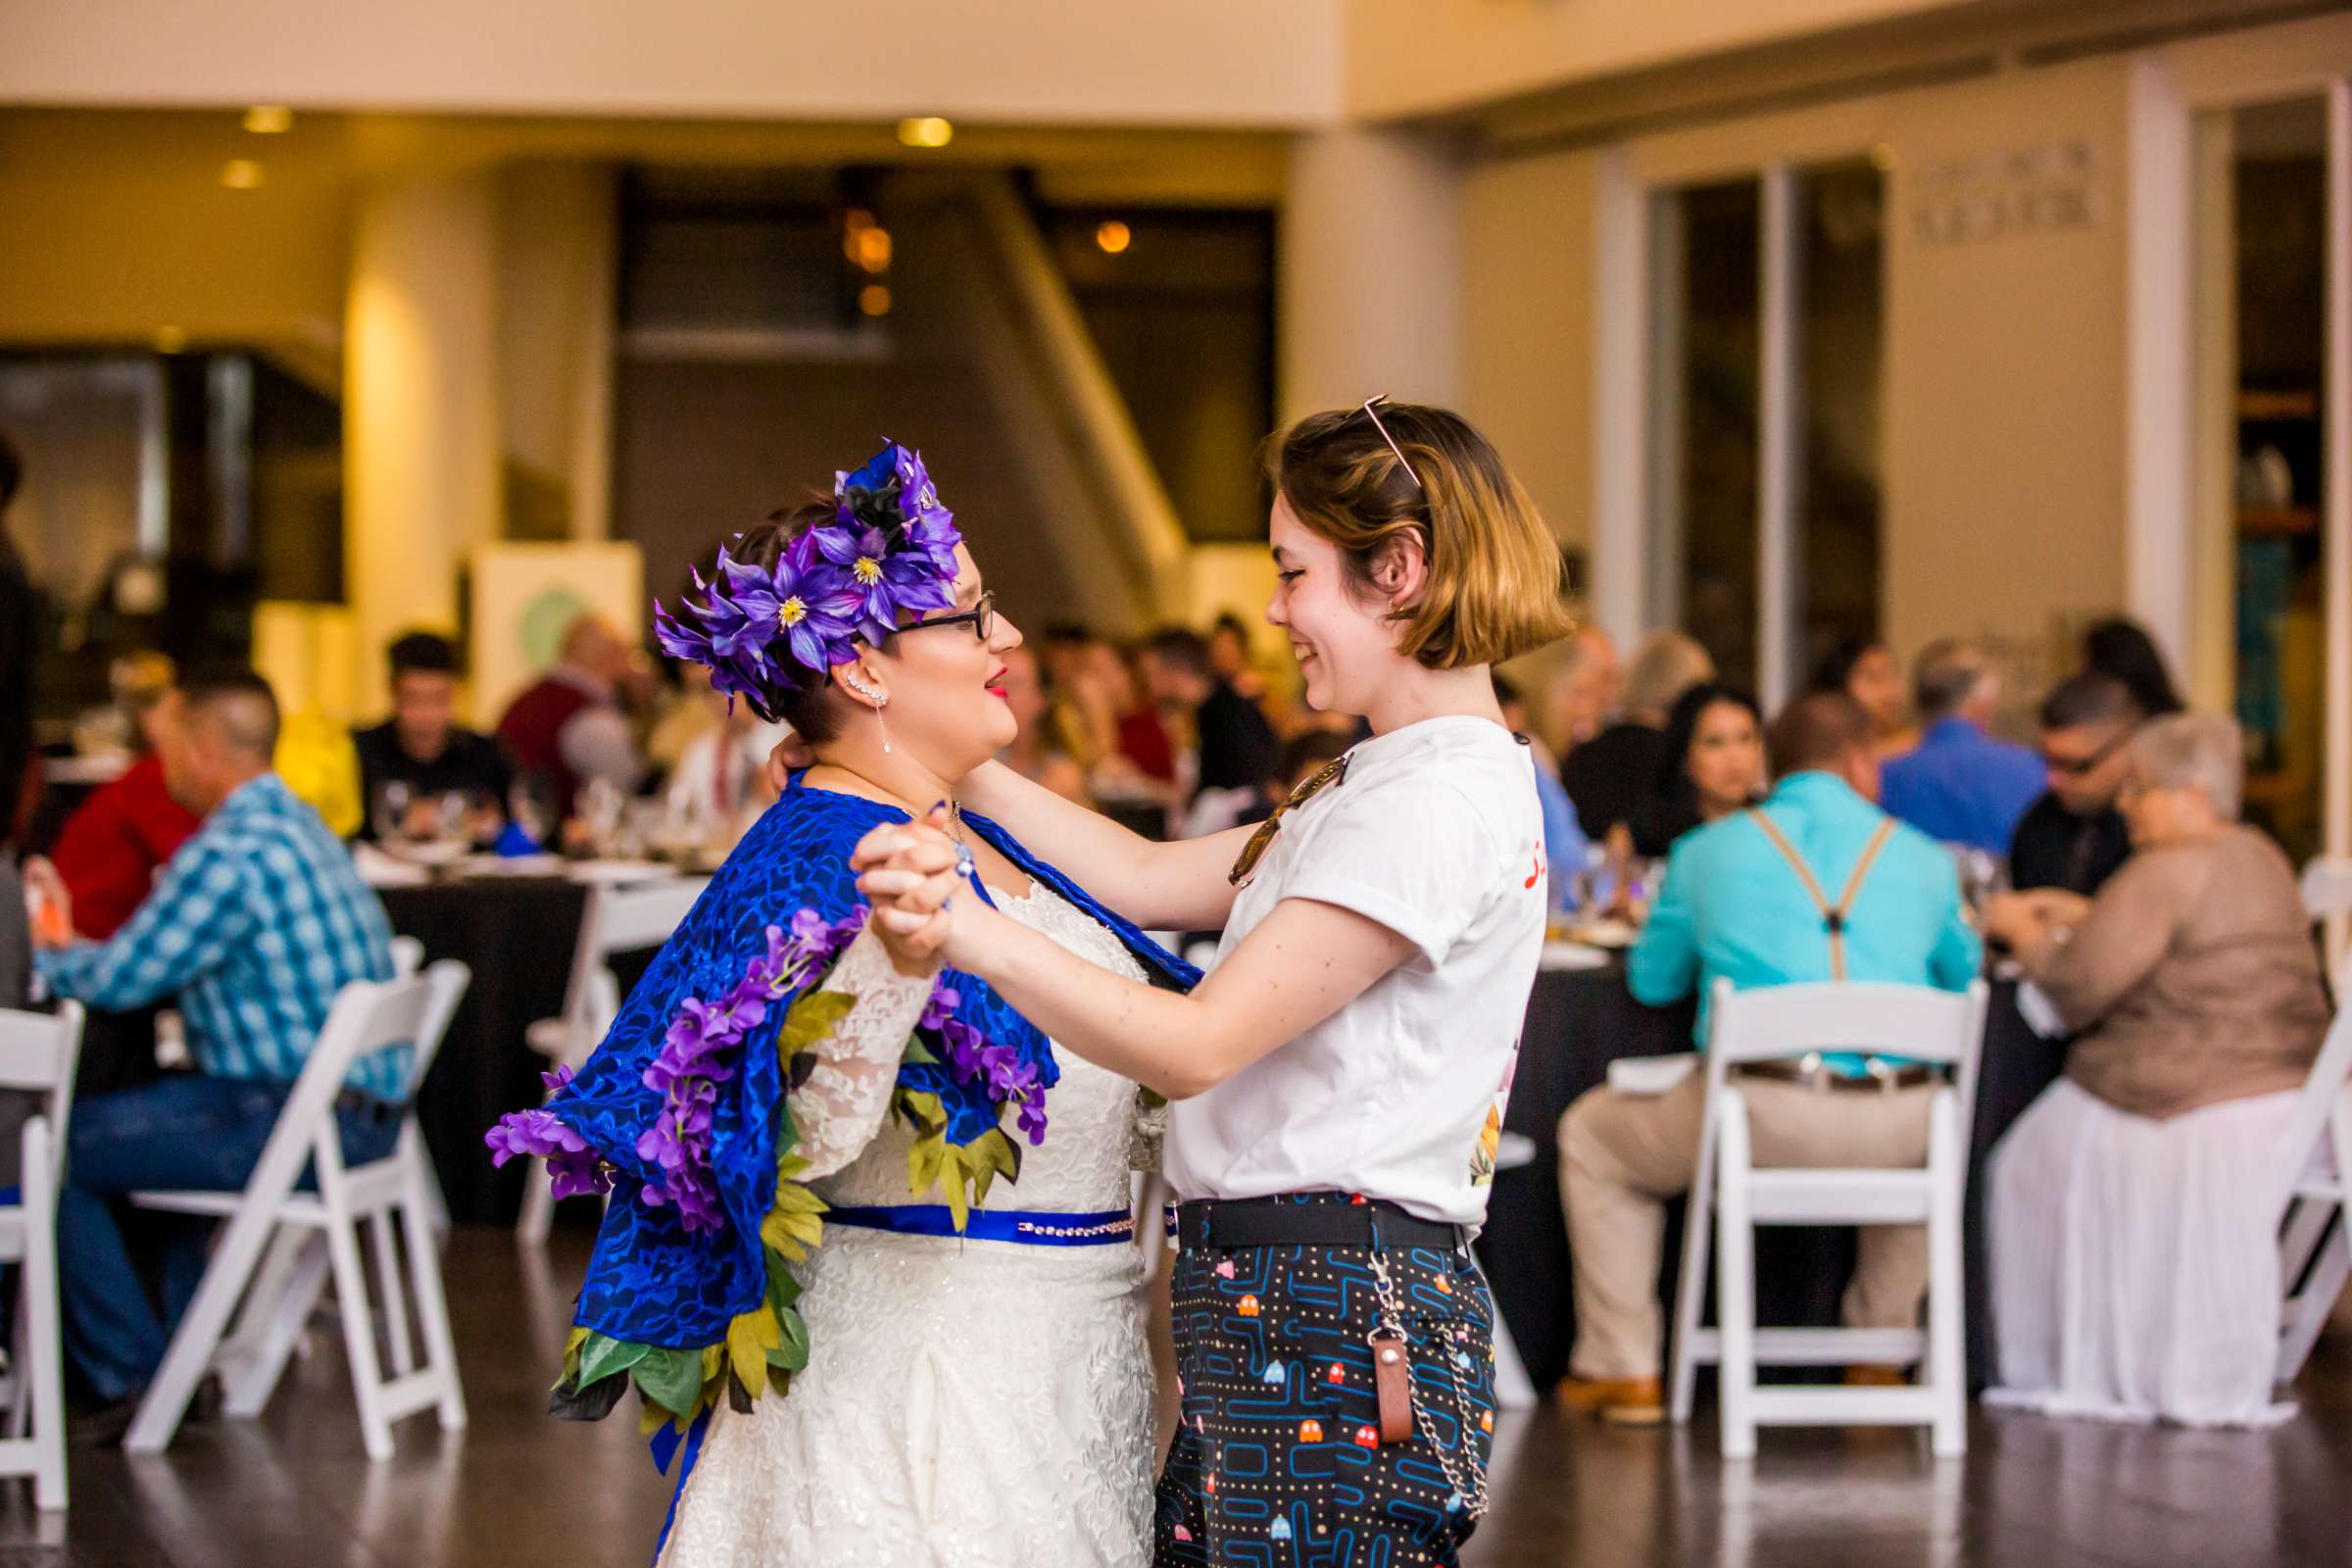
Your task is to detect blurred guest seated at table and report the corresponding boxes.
[1497,672,1588,899]
[1143,625,1278,836]
[496,612,647,818]
[666,667,787,851]
[47,654,198,939]
[22,667,402,1435]
[1981,713,2326,1428]
[1554,692,1982,1424]
[1879,638,2043,854]
[1546,625,1622,756]
[2009,672,2141,896]
[1810,634,1915,760]
[1627,682,1766,859]
[1562,630,1711,842]
[995,645,1089,804]
[1207,610,1268,703]
[1038,620,1114,771]
[2081,615,2183,718]
[1080,637,1175,804]
[354,631,513,843]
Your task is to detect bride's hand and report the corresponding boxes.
[852,809,967,969]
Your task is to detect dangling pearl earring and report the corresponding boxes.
[846,675,892,754]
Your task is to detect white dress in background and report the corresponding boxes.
[657,879,1155,1568]
[1985,1077,2302,1429]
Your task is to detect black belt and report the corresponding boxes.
[1738,1060,1940,1094]
[1175,1197,1467,1253]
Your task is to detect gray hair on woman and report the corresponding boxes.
[2129,712,2242,821]
[1623,631,1714,722]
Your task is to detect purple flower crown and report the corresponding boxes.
[653,441,965,722]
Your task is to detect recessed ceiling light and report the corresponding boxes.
[896,117,954,150]
[220,160,264,190]
[243,106,294,134]
[858,284,893,318]
[1095,220,1132,255]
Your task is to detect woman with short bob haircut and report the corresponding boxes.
[853,399,1573,1565]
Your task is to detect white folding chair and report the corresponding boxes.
[2303,857,2352,977]
[1668,978,1988,1459]
[122,961,470,1458]
[516,876,707,1243]
[389,935,425,978]
[2276,951,2352,1386]
[0,1004,84,1510]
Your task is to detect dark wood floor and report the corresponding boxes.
[13,1229,2351,1567]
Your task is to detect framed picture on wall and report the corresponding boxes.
[467,541,645,721]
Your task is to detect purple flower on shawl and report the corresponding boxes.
[484,1094,613,1202]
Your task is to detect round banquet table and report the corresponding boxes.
[1475,960,2065,1394]
[380,877,590,1226]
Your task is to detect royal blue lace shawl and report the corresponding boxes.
[547,777,1198,1348]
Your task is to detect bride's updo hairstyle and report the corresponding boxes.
[1264,401,1575,668]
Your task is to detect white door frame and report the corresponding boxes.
[1590,134,1879,710]
[2129,16,2352,877]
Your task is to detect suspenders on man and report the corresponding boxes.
[1741,809,1931,1092]
[1745,810,1896,981]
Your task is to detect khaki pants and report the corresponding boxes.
[1557,1071,1939,1382]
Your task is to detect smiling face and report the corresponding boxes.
[848,543,1024,777]
[1267,495,1417,716]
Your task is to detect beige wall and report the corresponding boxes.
[1279,127,1465,419]
[1348,0,1977,120]
[0,111,350,365]
[1460,150,1595,555]
[1878,58,2130,676]
[1458,53,2132,692]
[0,0,1344,127]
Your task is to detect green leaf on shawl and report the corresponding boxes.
[779,990,856,1055]
[575,1331,652,1392]
[632,1345,706,1417]
[767,1304,811,1373]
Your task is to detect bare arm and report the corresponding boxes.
[850,818,1411,1099]
[956,759,1253,931]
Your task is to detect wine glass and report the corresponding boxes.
[370,780,416,848]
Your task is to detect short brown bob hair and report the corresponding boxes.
[1263,402,1575,669]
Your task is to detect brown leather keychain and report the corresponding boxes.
[1370,1330,1413,1444]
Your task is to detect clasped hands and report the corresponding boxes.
[851,807,987,975]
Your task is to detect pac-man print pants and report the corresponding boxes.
[1153,1194,1498,1567]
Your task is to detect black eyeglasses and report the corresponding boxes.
[905,590,997,643]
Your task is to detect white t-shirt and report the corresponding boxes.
[1162,714,1548,1230]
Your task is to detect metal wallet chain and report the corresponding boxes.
[1367,1250,1492,1520]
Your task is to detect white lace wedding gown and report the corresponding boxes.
[657,879,1156,1568]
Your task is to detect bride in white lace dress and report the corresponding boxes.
[658,878,1159,1567]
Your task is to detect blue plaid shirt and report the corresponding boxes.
[37,773,407,1101]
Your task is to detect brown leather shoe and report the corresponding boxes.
[1843,1364,1909,1388]
[1554,1373,1666,1425]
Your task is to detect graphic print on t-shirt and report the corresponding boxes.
[1469,1050,1517,1187]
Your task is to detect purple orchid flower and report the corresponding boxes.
[719,531,862,672]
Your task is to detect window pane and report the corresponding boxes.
[1797,159,1885,686]
[2209,97,2328,861]
[1651,179,1760,690]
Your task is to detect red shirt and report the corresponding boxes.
[1118,710,1176,782]
[49,753,202,939]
